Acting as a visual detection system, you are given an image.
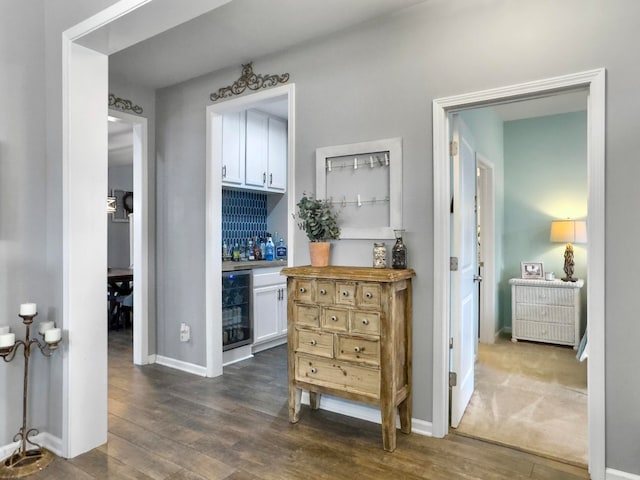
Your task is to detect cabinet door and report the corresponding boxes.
[221,111,245,185]
[253,284,281,344]
[278,285,288,336]
[267,116,287,192]
[245,110,269,189]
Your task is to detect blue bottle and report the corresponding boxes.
[276,238,287,260]
[265,234,275,261]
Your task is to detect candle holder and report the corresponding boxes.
[0,311,61,478]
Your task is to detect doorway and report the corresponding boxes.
[432,70,605,479]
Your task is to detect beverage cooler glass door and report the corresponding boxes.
[222,270,253,351]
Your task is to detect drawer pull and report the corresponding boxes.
[310,340,317,346]
[342,291,349,297]
[354,346,362,353]
[362,318,370,325]
[299,287,306,293]
[320,289,327,295]
[331,315,338,322]
[365,292,373,299]
[310,367,317,374]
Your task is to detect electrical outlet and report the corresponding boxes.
[179,323,190,342]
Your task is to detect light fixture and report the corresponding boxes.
[107,196,116,213]
[550,219,587,282]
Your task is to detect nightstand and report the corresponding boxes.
[509,278,584,349]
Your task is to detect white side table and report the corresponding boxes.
[509,278,584,349]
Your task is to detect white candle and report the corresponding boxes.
[0,326,9,335]
[44,328,61,344]
[0,333,15,348]
[19,303,37,316]
[38,321,55,334]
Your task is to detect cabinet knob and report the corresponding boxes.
[310,339,317,346]
[222,165,226,178]
[342,291,349,297]
[310,367,317,374]
[354,346,361,353]
[365,292,373,299]
[263,172,266,184]
[269,173,273,185]
[299,287,306,293]
[362,318,370,325]
[320,289,327,295]
[331,315,338,322]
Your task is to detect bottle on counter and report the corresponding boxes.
[253,238,262,260]
[259,236,266,259]
[222,241,228,261]
[232,243,240,262]
[239,239,247,261]
[247,239,255,261]
[265,234,275,261]
[276,238,287,260]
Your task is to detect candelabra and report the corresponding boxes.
[0,304,62,478]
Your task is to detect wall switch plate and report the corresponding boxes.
[180,323,190,342]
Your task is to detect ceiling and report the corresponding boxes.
[491,91,587,122]
[109,0,427,89]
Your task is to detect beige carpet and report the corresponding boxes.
[455,334,588,467]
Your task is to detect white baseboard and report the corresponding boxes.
[148,353,157,364]
[0,432,63,461]
[607,468,640,480]
[154,355,207,377]
[301,392,433,437]
[252,337,286,354]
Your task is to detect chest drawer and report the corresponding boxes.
[515,286,573,306]
[296,329,333,358]
[358,283,381,308]
[321,307,349,332]
[295,304,319,327]
[295,354,380,398]
[515,304,574,325]
[336,282,356,306]
[316,280,335,305]
[514,320,574,344]
[293,279,314,302]
[351,311,381,336]
[337,335,380,366]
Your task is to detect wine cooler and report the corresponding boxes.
[222,270,253,351]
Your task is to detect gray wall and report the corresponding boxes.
[1,0,639,475]
[155,1,640,474]
[108,165,133,268]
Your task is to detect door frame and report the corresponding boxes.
[476,154,496,344]
[432,69,605,479]
[205,84,296,377]
[108,109,149,365]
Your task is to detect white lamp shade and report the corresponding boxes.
[550,220,587,244]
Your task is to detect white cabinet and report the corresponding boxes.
[221,111,245,186]
[509,278,583,349]
[252,268,287,352]
[244,109,287,193]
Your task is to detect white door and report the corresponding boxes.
[450,114,479,428]
[221,111,245,186]
[267,116,287,192]
[253,285,281,344]
[245,109,269,188]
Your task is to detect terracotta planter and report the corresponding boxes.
[308,242,330,267]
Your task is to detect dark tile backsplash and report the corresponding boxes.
[222,188,268,246]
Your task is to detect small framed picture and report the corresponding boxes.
[521,262,544,279]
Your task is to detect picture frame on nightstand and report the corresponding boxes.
[521,261,544,279]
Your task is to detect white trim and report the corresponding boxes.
[432,69,606,480]
[147,353,157,364]
[0,432,63,461]
[222,345,254,366]
[205,84,295,378]
[108,109,149,366]
[154,355,207,377]
[606,469,640,480]
[300,392,433,437]
[476,155,496,344]
[251,336,287,354]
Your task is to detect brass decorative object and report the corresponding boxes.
[209,62,289,102]
[108,93,143,114]
[0,307,62,478]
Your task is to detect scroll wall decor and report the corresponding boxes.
[209,62,290,102]
[108,93,143,114]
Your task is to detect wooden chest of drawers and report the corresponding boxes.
[509,278,584,349]
[281,266,415,452]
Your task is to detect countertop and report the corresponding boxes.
[222,260,288,272]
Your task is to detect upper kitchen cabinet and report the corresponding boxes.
[244,109,287,193]
[221,111,246,186]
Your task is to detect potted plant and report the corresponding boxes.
[296,193,340,266]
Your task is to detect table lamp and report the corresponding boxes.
[550,219,587,282]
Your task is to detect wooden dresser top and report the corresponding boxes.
[281,265,415,282]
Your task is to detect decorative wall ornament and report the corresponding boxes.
[209,62,290,102]
[108,94,143,114]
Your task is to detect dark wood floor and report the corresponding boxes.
[31,330,589,479]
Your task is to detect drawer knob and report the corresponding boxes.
[362,318,370,325]
[310,367,317,374]
[299,287,306,293]
[331,315,338,322]
[320,289,327,295]
[365,292,373,299]
[342,291,349,297]
[310,339,317,346]
[354,346,362,353]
